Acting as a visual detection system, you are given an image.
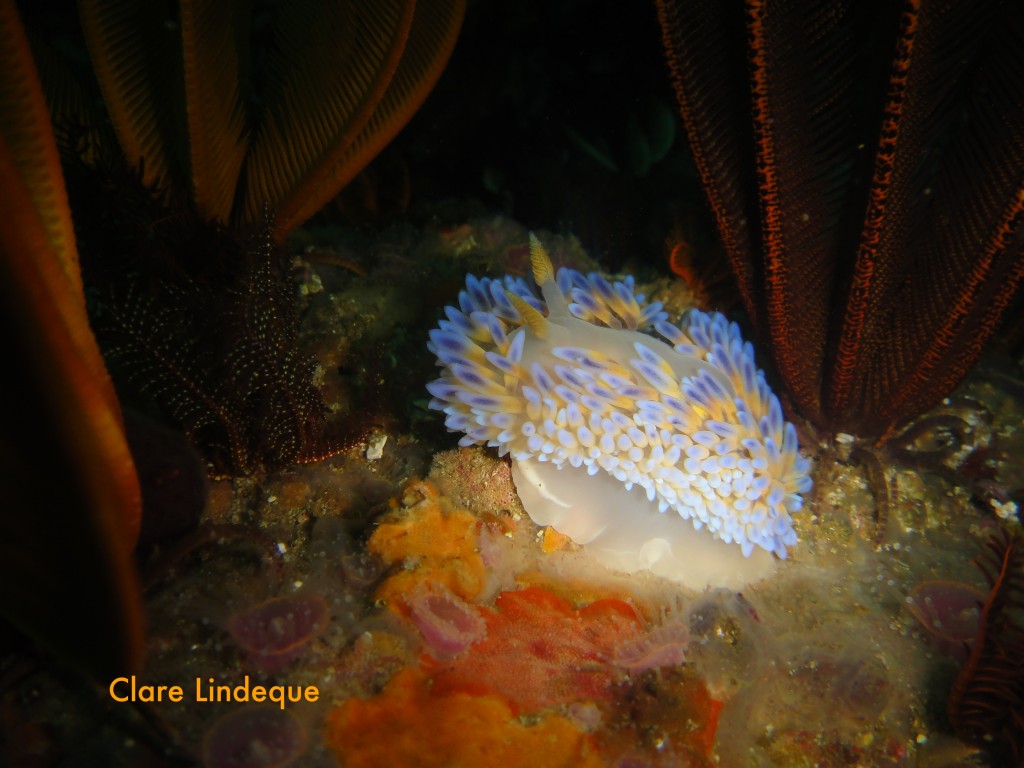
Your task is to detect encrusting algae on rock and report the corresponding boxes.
[324,666,605,768]
[328,480,719,767]
[427,586,645,713]
[427,234,813,589]
[367,480,488,607]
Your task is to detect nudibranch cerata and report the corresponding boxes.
[426,235,812,590]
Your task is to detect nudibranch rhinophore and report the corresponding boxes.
[426,235,812,590]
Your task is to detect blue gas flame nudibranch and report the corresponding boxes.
[427,235,813,590]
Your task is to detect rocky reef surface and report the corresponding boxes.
[8,215,1022,767]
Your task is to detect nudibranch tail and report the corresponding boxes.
[427,234,813,589]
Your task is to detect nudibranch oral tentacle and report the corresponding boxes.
[427,235,813,590]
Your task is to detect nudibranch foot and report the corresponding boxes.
[427,235,812,590]
[512,458,776,590]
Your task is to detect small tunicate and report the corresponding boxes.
[613,618,689,671]
[228,595,329,672]
[406,583,486,659]
[202,706,306,768]
[905,579,984,661]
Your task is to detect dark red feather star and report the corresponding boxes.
[657,0,1024,440]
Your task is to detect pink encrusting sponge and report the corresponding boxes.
[427,235,812,590]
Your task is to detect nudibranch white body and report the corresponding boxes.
[427,236,812,590]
